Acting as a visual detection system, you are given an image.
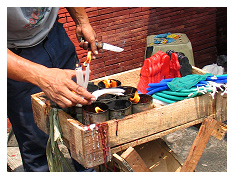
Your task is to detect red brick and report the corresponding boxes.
[113,9,130,17]
[98,7,128,15]
[67,16,73,22]
[85,7,98,12]
[66,29,76,36]
[63,21,76,28]
[57,7,224,77]
[58,13,66,18]
[58,17,67,24]
[68,25,77,31]
[58,7,67,14]
[87,10,98,17]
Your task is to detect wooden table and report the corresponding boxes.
[31,66,227,170]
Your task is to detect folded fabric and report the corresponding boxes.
[167,73,213,91]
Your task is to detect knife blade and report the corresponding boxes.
[96,42,124,52]
[78,37,124,52]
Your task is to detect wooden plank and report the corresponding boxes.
[215,92,227,122]
[180,117,217,172]
[192,66,207,75]
[211,120,227,140]
[111,116,206,154]
[31,92,50,135]
[112,153,134,172]
[120,147,151,172]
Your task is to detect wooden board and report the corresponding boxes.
[180,117,217,172]
[120,147,151,172]
[31,66,227,168]
[215,92,227,122]
[106,92,215,148]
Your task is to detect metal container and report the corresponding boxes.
[106,99,132,120]
[82,102,109,125]
[132,94,153,114]
[117,86,137,100]
[98,79,121,89]
[67,106,83,124]
[87,83,99,93]
[97,94,117,103]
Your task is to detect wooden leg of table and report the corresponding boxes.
[180,117,217,172]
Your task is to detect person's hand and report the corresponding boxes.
[35,67,96,108]
[65,7,98,57]
[76,23,98,57]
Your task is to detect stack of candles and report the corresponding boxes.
[75,51,92,89]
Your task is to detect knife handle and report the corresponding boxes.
[95,42,103,49]
[79,36,103,50]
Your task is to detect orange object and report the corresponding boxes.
[83,51,92,67]
[102,78,117,88]
[95,107,104,113]
[103,78,111,88]
[129,91,140,103]
[110,79,117,87]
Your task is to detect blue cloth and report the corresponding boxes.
[8,21,94,172]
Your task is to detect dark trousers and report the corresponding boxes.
[8,21,93,172]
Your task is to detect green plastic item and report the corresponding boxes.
[161,90,194,97]
[155,92,186,101]
[167,73,213,91]
[153,87,213,104]
[152,94,177,104]
[145,33,195,66]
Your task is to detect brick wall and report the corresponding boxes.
[58,7,227,80]
[216,7,227,56]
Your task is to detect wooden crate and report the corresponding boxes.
[31,66,227,168]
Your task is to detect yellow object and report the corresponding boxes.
[167,34,181,39]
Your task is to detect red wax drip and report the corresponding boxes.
[97,123,109,171]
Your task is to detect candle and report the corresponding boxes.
[75,64,84,88]
[83,51,92,89]
[83,63,90,89]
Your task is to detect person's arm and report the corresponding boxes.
[66,7,98,56]
[7,48,95,108]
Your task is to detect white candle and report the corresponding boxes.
[83,63,90,89]
[76,66,84,88]
[75,66,84,107]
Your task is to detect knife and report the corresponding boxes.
[79,37,124,52]
[95,42,124,52]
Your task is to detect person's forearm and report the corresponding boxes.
[7,48,95,108]
[7,48,47,85]
[66,7,89,25]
